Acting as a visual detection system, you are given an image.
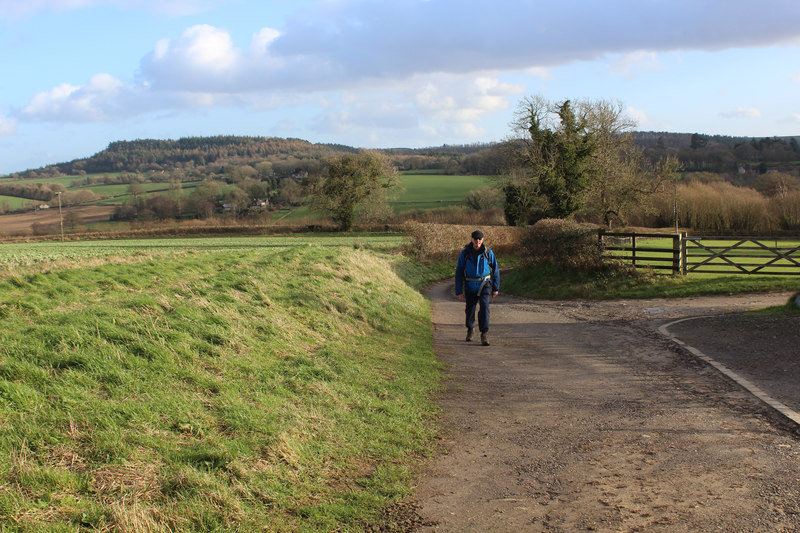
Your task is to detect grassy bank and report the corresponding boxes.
[0,243,449,531]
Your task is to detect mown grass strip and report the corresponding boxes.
[0,244,445,531]
[0,234,405,268]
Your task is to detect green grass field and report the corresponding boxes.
[262,173,492,222]
[87,182,182,198]
[0,236,452,532]
[1,175,90,188]
[391,173,492,211]
[1,175,204,207]
[0,195,30,210]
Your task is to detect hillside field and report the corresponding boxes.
[392,173,492,209]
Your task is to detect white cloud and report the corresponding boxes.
[176,25,238,72]
[413,75,522,124]
[141,24,242,90]
[249,27,281,57]
[720,107,763,119]
[21,74,130,121]
[135,0,800,94]
[10,0,800,139]
[268,0,800,84]
[527,67,554,81]
[626,106,650,128]
[0,115,17,136]
[23,83,81,116]
[610,51,662,78]
[792,72,800,83]
[306,73,522,145]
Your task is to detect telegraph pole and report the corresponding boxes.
[57,191,64,242]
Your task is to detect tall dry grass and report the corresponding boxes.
[653,182,779,233]
[518,218,607,271]
[773,190,800,230]
[403,221,523,260]
[393,206,506,226]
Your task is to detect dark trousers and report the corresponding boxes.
[465,285,491,333]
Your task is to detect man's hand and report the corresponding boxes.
[457,294,463,301]
[492,291,499,298]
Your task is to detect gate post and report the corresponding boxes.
[681,232,688,275]
[672,233,681,274]
[597,229,605,257]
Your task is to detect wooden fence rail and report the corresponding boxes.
[598,231,800,275]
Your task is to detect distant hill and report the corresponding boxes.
[3,132,799,181]
[42,136,356,177]
[1,136,496,180]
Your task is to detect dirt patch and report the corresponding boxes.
[408,286,800,532]
[0,205,115,236]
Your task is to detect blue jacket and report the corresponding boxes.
[455,243,500,296]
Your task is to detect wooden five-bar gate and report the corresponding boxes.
[598,231,800,275]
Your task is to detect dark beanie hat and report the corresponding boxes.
[471,230,484,240]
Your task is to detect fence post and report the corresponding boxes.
[631,234,637,267]
[672,234,679,274]
[597,229,605,257]
[681,232,688,275]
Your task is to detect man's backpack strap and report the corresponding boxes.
[484,248,495,276]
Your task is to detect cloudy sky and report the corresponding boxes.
[1,0,799,174]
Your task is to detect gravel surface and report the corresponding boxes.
[398,286,800,532]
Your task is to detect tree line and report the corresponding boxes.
[0,182,66,202]
[5,130,796,186]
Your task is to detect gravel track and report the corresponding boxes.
[403,285,800,532]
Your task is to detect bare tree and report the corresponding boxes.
[502,95,681,227]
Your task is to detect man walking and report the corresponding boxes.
[455,230,500,346]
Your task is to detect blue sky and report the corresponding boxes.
[1,0,799,175]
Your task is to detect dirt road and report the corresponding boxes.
[409,283,800,532]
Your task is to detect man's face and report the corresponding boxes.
[472,237,483,250]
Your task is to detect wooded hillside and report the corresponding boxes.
[3,133,798,183]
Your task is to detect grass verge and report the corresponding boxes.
[0,244,446,532]
[503,263,800,300]
[748,293,800,316]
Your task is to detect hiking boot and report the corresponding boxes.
[466,328,474,342]
[481,332,489,346]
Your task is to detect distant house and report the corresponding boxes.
[36,204,50,210]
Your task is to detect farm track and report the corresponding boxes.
[405,284,800,532]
